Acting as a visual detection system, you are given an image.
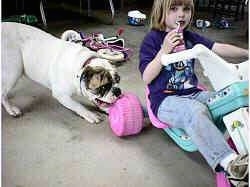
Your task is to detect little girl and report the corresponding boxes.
[139,0,249,186]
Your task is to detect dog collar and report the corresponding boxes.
[76,56,97,96]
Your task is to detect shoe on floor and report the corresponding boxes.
[195,19,211,29]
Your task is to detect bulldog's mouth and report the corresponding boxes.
[94,98,113,108]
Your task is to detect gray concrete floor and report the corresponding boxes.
[2,9,248,187]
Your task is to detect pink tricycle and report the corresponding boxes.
[148,44,248,187]
[104,44,248,186]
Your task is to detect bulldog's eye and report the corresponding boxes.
[114,73,120,83]
[93,82,113,97]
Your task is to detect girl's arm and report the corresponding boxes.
[212,42,249,59]
[143,30,181,84]
[142,49,164,84]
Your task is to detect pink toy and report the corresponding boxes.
[216,172,231,187]
[108,93,143,136]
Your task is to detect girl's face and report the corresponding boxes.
[165,3,192,31]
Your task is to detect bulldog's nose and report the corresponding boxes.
[112,87,121,97]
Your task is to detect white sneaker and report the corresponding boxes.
[226,154,249,187]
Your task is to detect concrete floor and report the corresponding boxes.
[2,8,248,187]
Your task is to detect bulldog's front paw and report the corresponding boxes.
[82,110,105,124]
[2,97,22,117]
[7,105,22,117]
[53,93,105,124]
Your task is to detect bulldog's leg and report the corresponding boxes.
[53,92,103,123]
[1,52,23,117]
[1,77,23,117]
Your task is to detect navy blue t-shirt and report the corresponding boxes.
[139,29,215,115]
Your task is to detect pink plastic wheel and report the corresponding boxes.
[108,93,143,136]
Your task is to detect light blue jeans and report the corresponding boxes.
[157,91,234,170]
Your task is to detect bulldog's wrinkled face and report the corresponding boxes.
[81,58,121,110]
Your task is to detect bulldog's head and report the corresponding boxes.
[80,58,121,110]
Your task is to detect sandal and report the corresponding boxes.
[97,49,125,63]
[61,29,133,62]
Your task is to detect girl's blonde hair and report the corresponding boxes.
[150,0,194,30]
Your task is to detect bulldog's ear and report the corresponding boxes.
[61,30,81,42]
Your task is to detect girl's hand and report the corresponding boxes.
[161,29,183,54]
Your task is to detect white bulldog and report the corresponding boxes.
[1,22,121,123]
